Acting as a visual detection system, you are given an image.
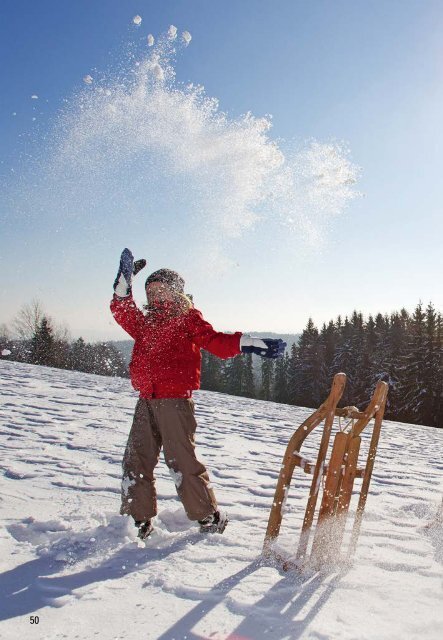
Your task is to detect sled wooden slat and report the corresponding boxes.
[263,373,388,571]
[335,409,367,420]
[317,431,349,522]
[263,412,326,546]
[348,382,388,559]
[292,453,365,478]
[321,434,363,561]
[295,377,346,561]
[263,373,346,558]
[337,435,361,516]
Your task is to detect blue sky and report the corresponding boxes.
[1,1,442,341]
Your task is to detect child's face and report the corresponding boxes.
[146,281,175,305]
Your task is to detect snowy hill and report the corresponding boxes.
[0,361,442,640]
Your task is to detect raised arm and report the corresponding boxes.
[110,295,145,340]
[110,248,147,339]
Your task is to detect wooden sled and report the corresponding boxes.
[263,373,388,570]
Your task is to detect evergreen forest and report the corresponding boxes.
[200,302,442,428]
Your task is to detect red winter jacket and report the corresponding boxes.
[110,295,242,398]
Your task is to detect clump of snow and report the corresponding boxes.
[157,507,192,532]
[281,485,290,514]
[8,516,70,545]
[133,15,142,26]
[1,349,11,356]
[152,63,165,81]
[168,25,178,40]
[182,31,192,45]
[169,467,183,488]
[121,474,136,496]
[83,75,93,85]
[147,34,155,47]
[315,461,324,494]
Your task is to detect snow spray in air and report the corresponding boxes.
[38,27,360,264]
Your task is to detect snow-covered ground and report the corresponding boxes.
[1,360,442,640]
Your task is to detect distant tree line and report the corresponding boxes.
[0,301,127,378]
[200,302,442,428]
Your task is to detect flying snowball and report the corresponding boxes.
[83,75,93,85]
[31,95,38,100]
[168,25,178,39]
[182,31,192,45]
[147,34,155,47]
[133,15,142,26]
[152,64,164,81]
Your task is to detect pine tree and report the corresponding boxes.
[260,358,274,401]
[68,337,88,371]
[398,303,427,423]
[353,315,377,407]
[365,313,390,400]
[420,303,440,426]
[52,338,70,369]
[385,310,409,416]
[295,318,324,407]
[345,311,365,404]
[200,351,223,391]
[223,354,244,396]
[31,317,55,366]
[287,342,300,405]
[242,353,255,398]
[434,313,443,427]
[273,352,289,403]
[320,321,337,395]
[331,316,354,405]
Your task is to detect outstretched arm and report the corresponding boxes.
[188,310,287,360]
[187,309,242,359]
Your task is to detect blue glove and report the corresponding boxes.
[240,335,287,359]
[113,249,146,298]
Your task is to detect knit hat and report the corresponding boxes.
[145,268,185,294]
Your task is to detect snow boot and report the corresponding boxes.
[198,510,228,534]
[135,519,153,540]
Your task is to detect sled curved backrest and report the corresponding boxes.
[263,373,346,553]
[263,373,388,569]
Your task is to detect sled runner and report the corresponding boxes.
[263,373,388,570]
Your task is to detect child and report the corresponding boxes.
[111,249,286,539]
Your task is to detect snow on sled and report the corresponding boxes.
[263,372,388,571]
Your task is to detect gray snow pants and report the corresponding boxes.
[120,398,217,522]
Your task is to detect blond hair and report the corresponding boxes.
[175,292,194,313]
[144,291,194,316]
